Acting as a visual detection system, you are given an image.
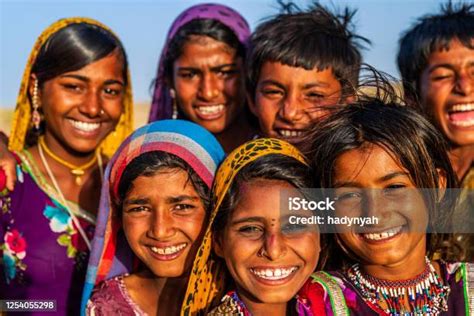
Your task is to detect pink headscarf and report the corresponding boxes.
[148,3,251,122]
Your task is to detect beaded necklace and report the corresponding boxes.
[346,257,450,315]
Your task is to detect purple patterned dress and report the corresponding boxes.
[0,150,95,315]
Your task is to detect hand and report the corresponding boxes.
[0,135,17,191]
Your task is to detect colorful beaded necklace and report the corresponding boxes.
[346,257,450,315]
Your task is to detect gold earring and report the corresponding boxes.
[170,89,178,119]
[31,79,41,130]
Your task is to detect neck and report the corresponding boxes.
[42,133,97,166]
[361,235,427,281]
[215,110,256,153]
[133,270,188,316]
[237,289,288,316]
[448,144,474,181]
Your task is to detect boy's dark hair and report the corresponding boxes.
[397,2,474,102]
[246,2,369,98]
[117,151,210,213]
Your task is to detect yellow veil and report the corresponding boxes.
[8,17,133,157]
[181,138,307,315]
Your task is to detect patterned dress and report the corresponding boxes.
[299,261,474,315]
[0,150,95,315]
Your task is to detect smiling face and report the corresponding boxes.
[332,144,428,268]
[122,168,206,277]
[215,179,320,307]
[249,61,342,144]
[34,49,124,155]
[419,39,474,147]
[172,35,245,134]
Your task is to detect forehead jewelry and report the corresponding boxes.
[38,136,98,185]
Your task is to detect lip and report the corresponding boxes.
[249,266,300,286]
[193,103,227,121]
[356,225,405,244]
[146,242,188,261]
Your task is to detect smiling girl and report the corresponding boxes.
[148,3,257,153]
[0,18,132,315]
[82,120,224,315]
[182,138,324,315]
[300,98,473,315]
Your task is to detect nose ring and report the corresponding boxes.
[100,109,105,115]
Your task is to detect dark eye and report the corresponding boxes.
[104,87,122,96]
[281,223,309,234]
[62,83,81,92]
[335,192,362,202]
[306,91,325,99]
[217,69,238,78]
[174,204,195,211]
[384,184,407,196]
[124,206,149,213]
[178,71,198,79]
[261,89,284,98]
[238,225,264,238]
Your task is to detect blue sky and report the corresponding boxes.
[0,0,443,108]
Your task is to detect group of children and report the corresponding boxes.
[0,1,473,315]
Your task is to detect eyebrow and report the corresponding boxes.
[166,195,200,204]
[124,197,150,206]
[178,63,237,72]
[60,74,124,86]
[301,82,330,89]
[333,172,409,188]
[231,216,265,226]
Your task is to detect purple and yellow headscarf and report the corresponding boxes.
[148,3,250,122]
[81,119,225,314]
[181,138,307,315]
[8,17,133,158]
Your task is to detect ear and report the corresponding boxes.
[212,232,224,258]
[342,94,356,105]
[246,92,258,116]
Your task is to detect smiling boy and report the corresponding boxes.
[397,3,474,260]
[246,3,367,145]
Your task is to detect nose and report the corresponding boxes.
[79,89,102,117]
[454,72,474,96]
[363,189,386,219]
[278,93,302,122]
[259,232,287,261]
[198,73,220,101]
[148,210,177,240]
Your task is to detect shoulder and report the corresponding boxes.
[88,275,144,316]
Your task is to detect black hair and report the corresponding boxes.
[246,2,369,98]
[304,81,461,265]
[117,151,210,212]
[397,2,474,102]
[163,18,246,83]
[32,22,128,86]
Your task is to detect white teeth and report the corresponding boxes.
[278,130,303,137]
[196,104,225,115]
[450,103,474,112]
[150,243,186,255]
[250,267,298,280]
[69,119,100,132]
[451,119,474,127]
[362,226,403,241]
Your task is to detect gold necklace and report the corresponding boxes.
[39,136,98,185]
